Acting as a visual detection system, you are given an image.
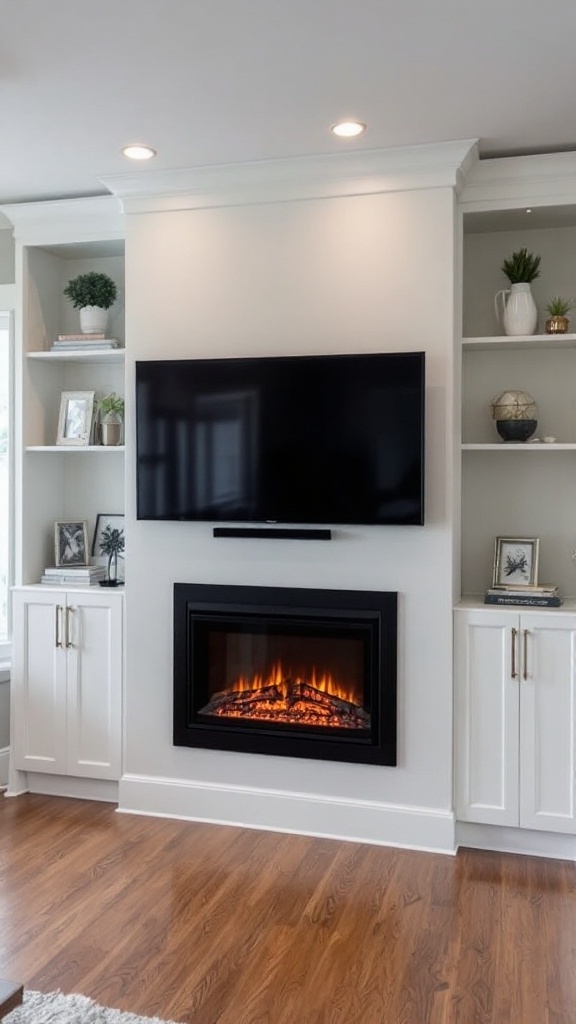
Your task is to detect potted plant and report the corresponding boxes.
[63,271,118,335]
[98,393,124,446]
[495,248,541,337]
[98,524,125,586]
[545,296,574,335]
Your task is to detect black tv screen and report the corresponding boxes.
[135,351,425,525]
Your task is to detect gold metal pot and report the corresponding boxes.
[100,421,123,446]
[545,315,569,334]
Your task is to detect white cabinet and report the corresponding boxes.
[11,586,123,780]
[455,605,576,834]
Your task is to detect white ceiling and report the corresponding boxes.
[3,0,576,207]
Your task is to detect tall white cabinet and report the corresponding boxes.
[3,196,126,800]
[455,155,576,854]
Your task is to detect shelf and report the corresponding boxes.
[456,596,576,614]
[463,334,576,351]
[25,445,125,453]
[27,349,125,364]
[462,443,576,451]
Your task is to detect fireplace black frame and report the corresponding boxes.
[173,583,397,765]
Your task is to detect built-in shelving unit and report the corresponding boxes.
[460,199,576,600]
[2,196,126,588]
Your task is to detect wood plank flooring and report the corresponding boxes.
[0,794,575,1023]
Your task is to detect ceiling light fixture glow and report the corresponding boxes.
[331,120,367,138]
[122,144,157,161]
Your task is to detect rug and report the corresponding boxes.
[5,990,182,1024]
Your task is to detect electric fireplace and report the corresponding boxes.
[173,584,397,765]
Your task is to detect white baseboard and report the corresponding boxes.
[24,773,119,803]
[118,774,456,854]
[0,747,9,787]
[456,820,576,861]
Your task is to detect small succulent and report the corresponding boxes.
[64,272,118,309]
[501,248,541,284]
[98,393,124,421]
[545,296,574,317]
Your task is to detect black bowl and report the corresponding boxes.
[495,418,538,443]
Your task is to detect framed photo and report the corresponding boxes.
[56,390,95,446]
[92,513,125,580]
[492,537,540,588]
[55,520,89,566]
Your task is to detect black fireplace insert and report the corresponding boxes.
[173,584,397,765]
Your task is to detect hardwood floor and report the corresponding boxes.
[0,796,575,1024]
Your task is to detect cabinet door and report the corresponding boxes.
[65,591,123,780]
[520,612,576,833]
[454,609,520,826]
[11,589,67,773]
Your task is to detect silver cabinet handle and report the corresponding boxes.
[65,606,74,648]
[523,629,529,680]
[511,627,518,678]
[55,604,63,648]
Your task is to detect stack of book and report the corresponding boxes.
[50,334,120,352]
[41,565,107,586]
[484,584,563,607]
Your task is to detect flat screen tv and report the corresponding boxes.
[135,351,425,526]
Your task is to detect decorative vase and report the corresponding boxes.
[494,283,538,336]
[80,305,108,334]
[545,315,569,335]
[495,418,538,443]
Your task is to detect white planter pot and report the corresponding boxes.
[494,283,538,336]
[80,305,108,334]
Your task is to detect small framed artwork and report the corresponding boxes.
[55,520,89,567]
[56,391,95,446]
[92,513,125,580]
[492,537,540,588]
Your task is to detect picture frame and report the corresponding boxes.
[56,390,95,446]
[492,536,540,588]
[92,513,125,580]
[55,520,89,567]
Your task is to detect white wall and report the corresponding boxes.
[120,186,458,850]
[0,228,15,285]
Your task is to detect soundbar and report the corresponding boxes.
[213,527,332,540]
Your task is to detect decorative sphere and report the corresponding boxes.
[490,389,538,421]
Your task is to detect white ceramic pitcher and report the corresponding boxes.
[494,282,538,336]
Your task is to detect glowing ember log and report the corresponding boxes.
[198,678,369,729]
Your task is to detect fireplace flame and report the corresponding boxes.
[232,661,354,703]
[200,661,369,730]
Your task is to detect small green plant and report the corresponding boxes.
[99,524,125,583]
[98,393,124,421]
[501,248,541,284]
[545,296,574,316]
[63,272,117,309]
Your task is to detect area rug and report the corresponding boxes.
[5,990,182,1024]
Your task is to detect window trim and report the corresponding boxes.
[0,286,15,670]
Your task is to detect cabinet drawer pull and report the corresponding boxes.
[523,628,529,680]
[55,604,63,649]
[511,627,518,678]
[65,606,74,648]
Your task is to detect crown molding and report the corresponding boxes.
[100,140,479,214]
[0,194,124,245]
[460,151,576,210]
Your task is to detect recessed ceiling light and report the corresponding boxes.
[122,144,157,161]
[330,120,367,138]
[526,208,532,214]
